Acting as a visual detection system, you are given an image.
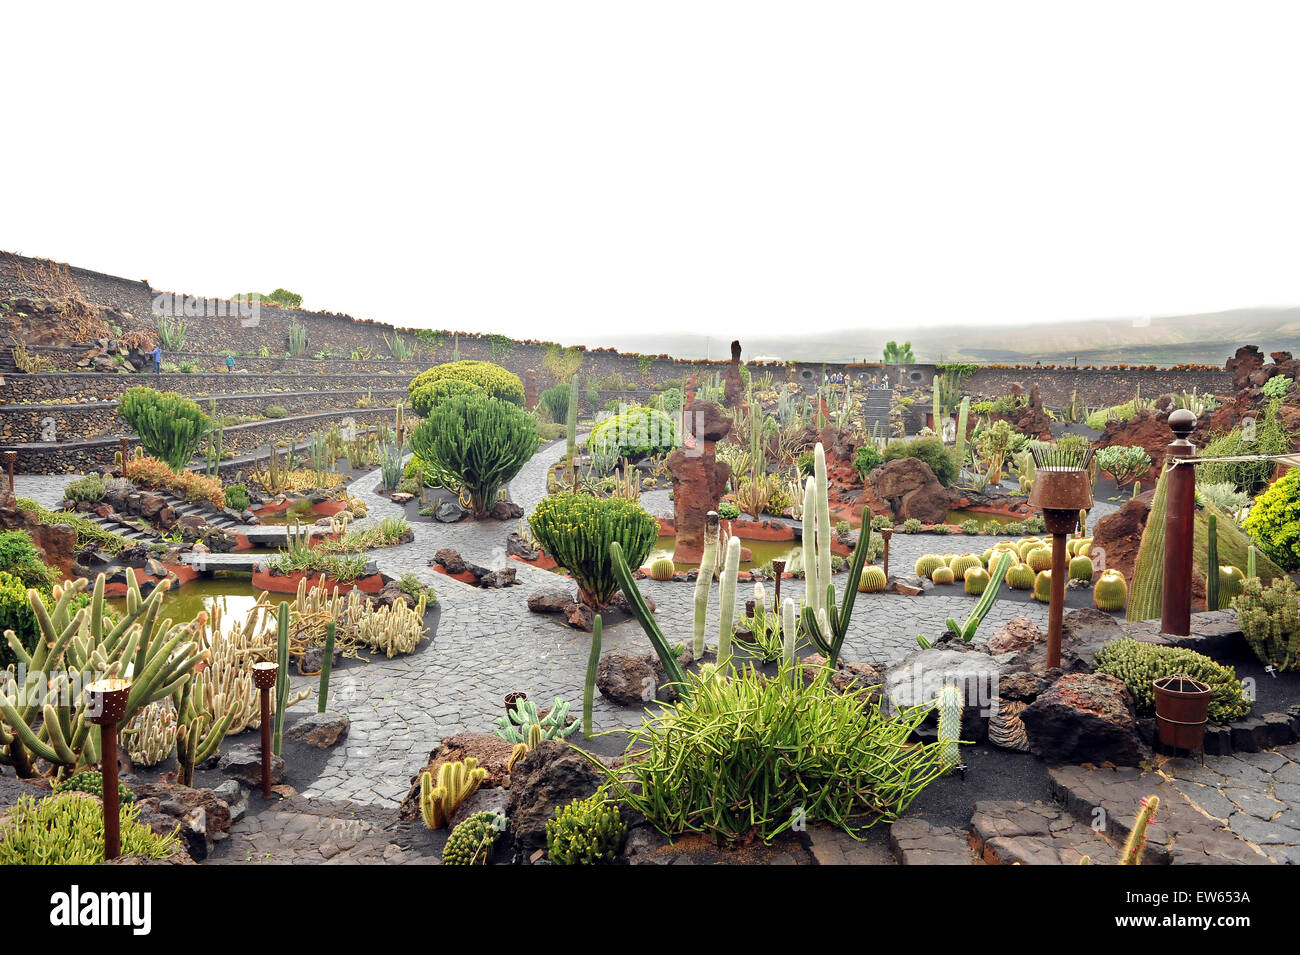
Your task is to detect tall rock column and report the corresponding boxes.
[668,400,732,564]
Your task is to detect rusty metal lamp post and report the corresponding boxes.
[881,527,893,578]
[252,662,279,798]
[1028,448,1095,670]
[118,437,130,466]
[2,451,16,495]
[86,679,132,860]
[1161,410,1199,636]
[771,559,785,610]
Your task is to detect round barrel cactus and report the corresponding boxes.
[948,554,982,581]
[1026,546,1054,573]
[1033,569,1053,603]
[1068,554,1095,582]
[931,566,956,585]
[649,557,676,581]
[858,565,888,593]
[964,567,991,595]
[1093,569,1128,611]
[1006,562,1035,590]
[914,554,944,579]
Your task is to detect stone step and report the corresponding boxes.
[970,799,1119,865]
[888,816,981,865]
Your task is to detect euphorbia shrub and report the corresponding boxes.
[409,393,536,515]
[528,493,657,608]
[117,387,209,470]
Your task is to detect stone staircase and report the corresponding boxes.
[152,490,245,532]
[888,763,1276,865]
[861,389,892,441]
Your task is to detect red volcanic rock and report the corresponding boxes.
[723,341,744,409]
[868,457,949,525]
[524,369,538,410]
[1226,345,1265,392]
[1094,409,1179,486]
[670,400,732,563]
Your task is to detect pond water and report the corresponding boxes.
[644,535,802,573]
[108,576,269,624]
[943,508,1026,529]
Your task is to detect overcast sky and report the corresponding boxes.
[5,2,1300,345]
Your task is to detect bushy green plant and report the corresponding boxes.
[264,404,288,418]
[902,518,923,533]
[1086,401,1138,431]
[408,377,484,418]
[880,435,958,486]
[1243,468,1300,570]
[546,794,627,864]
[408,360,525,408]
[0,794,179,865]
[0,531,59,593]
[528,493,657,607]
[223,483,250,511]
[1095,445,1152,488]
[853,443,882,480]
[588,406,678,461]
[1235,576,1300,671]
[1263,375,1293,399]
[1197,481,1252,518]
[659,387,684,415]
[1200,398,1294,492]
[117,386,209,470]
[1094,638,1251,724]
[717,501,741,520]
[0,571,38,669]
[870,514,893,531]
[960,519,980,534]
[539,383,570,424]
[408,393,537,515]
[588,663,947,844]
[16,499,129,555]
[63,474,106,503]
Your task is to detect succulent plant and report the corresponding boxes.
[931,566,956,585]
[1234,576,1300,671]
[1026,546,1054,573]
[52,770,135,804]
[1093,569,1128,611]
[948,554,982,580]
[1033,569,1053,602]
[1006,562,1035,590]
[1068,554,1095,582]
[545,794,627,864]
[1094,638,1250,723]
[649,557,676,581]
[937,684,963,774]
[1016,538,1044,560]
[1218,565,1246,602]
[443,811,506,865]
[914,554,944,578]
[964,567,991,595]
[419,758,487,830]
[858,566,888,593]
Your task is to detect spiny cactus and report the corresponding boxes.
[946,551,1012,642]
[609,540,688,699]
[1069,554,1095,582]
[649,557,675,581]
[444,811,506,865]
[931,566,955,585]
[1033,569,1053,603]
[1127,468,1168,621]
[52,770,135,804]
[1006,562,1035,590]
[419,758,487,830]
[858,565,888,593]
[1026,546,1054,573]
[1206,513,1220,611]
[937,684,963,774]
[508,723,544,772]
[494,696,578,743]
[1218,565,1246,602]
[272,601,290,756]
[948,554,982,580]
[716,536,741,667]
[1120,795,1159,865]
[583,616,601,739]
[914,554,944,578]
[1095,637,1251,723]
[964,566,991,595]
[692,512,720,657]
[545,794,627,864]
[781,598,797,668]
[175,669,235,787]
[1094,569,1128,611]
[1235,576,1300,671]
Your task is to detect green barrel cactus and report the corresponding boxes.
[1068,554,1095,582]
[948,554,982,581]
[1026,546,1054,573]
[857,565,887,593]
[931,566,955,585]
[649,557,676,581]
[964,566,991,595]
[1033,569,1053,603]
[1093,569,1128,611]
[1006,562,1035,590]
[914,554,944,579]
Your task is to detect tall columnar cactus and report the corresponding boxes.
[1126,468,1168,622]
[317,621,336,714]
[715,536,741,667]
[693,512,720,657]
[814,445,833,610]
[272,601,290,756]
[1247,544,1258,581]
[955,396,970,464]
[610,541,689,698]
[1206,513,1220,611]
[937,684,963,773]
[175,670,234,787]
[1120,795,1160,865]
[565,373,579,463]
[419,758,487,830]
[117,387,210,470]
[584,615,602,739]
[781,598,797,670]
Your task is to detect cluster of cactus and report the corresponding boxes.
[0,573,207,780]
[176,668,236,786]
[124,701,179,766]
[507,723,545,772]
[1068,536,1093,557]
[52,770,135,804]
[1026,546,1054,573]
[931,565,955,585]
[529,492,658,609]
[419,758,487,830]
[1093,569,1128,611]
[443,811,507,865]
[649,557,675,581]
[858,565,888,593]
[1235,576,1300,671]
[347,591,429,657]
[0,794,179,865]
[943,551,1013,643]
[117,386,209,470]
[545,794,628,864]
[494,696,578,743]
[1094,637,1251,723]
[937,684,964,773]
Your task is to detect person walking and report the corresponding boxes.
[225,354,235,373]
[151,345,162,374]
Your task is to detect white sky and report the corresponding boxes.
[4,2,1300,344]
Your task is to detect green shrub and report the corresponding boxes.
[408,360,525,408]
[408,378,484,419]
[1086,401,1138,431]
[528,493,657,608]
[1094,638,1251,724]
[546,795,626,864]
[1235,576,1300,671]
[117,387,209,470]
[52,770,135,804]
[853,444,882,480]
[539,384,570,424]
[1094,445,1152,488]
[224,483,250,511]
[409,393,537,515]
[1200,398,1294,492]
[1243,468,1300,570]
[717,501,740,520]
[444,811,505,865]
[63,474,106,503]
[659,387,684,415]
[870,514,893,531]
[264,404,288,418]
[594,663,948,844]
[902,518,923,533]
[0,794,178,865]
[1263,375,1293,399]
[880,436,958,486]
[16,499,129,556]
[0,531,58,593]
[588,406,678,461]
[960,519,980,534]
[0,571,38,669]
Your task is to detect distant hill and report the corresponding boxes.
[593,308,1300,365]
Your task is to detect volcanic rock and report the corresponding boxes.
[1020,672,1144,765]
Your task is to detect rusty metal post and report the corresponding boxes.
[1048,532,1067,669]
[881,528,893,578]
[87,679,131,860]
[771,559,785,610]
[1161,410,1198,636]
[252,662,278,798]
[2,451,15,494]
[119,436,130,464]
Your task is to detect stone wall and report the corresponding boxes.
[2,371,411,404]
[8,407,403,475]
[964,367,1232,407]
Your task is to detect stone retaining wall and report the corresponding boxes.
[1,371,413,404]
